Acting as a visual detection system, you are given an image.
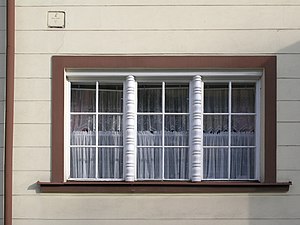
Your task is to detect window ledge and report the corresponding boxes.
[38,181,291,193]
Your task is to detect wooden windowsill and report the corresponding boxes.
[38,181,291,193]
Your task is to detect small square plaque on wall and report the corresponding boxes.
[47,11,65,28]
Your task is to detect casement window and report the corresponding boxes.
[39,56,290,193]
[66,72,260,182]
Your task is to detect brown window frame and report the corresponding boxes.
[38,56,291,193]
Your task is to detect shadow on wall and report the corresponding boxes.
[0,1,6,222]
[247,41,300,225]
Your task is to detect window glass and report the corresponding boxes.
[138,83,162,112]
[137,147,162,179]
[231,115,255,146]
[70,147,96,178]
[203,115,229,146]
[230,148,255,179]
[70,115,96,145]
[232,83,255,113]
[203,148,228,179]
[98,84,123,113]
[137,115,163,146]
[164,115,189,146]
[165,84,189,113]
[98,147,123,179]
[164,147,189,179]
[204,83,228,113]
[71,83,96,112]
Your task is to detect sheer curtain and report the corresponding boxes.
[70,83,123,179]
[137,85,189,180]
[203,83,256,180]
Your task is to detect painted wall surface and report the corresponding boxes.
[13,0,300,225]
[0,0,5,224]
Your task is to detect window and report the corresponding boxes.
[40,56,290,193]
[69,82,124,180]
[203,82,259,180]
[67,73,260,182]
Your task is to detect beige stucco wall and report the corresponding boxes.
[0,0,5,224]
[13,0,300,224]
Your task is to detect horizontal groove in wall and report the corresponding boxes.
[15,4,300,7]
[277,121,300,123]
[15,28,300,32]
[277,77,300,79]
[11,217,300,220]
[10,217,300,220]
[277,100,300,102]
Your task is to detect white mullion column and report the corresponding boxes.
[191,75,203,182]
[124,75,137,181]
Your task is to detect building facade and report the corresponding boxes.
[2,0,300,224]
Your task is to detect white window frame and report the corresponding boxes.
[64,70,262,182]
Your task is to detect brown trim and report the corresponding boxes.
[264,57,277,183]
[50,56,281,191]
[39,181,291,193]
[5,0,15,224]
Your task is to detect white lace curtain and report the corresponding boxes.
[70,82,256,180]
[136,86,189,180]
[203,84,256,180]
[70,84,190,180]
[70,84,123,179]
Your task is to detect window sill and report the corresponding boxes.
[38,181,291,193]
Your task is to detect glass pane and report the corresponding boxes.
[137,148,162,179]
[203,148,228,179]
[98,115,123,146]
[165,84,189,113]
[137,115,162,146]
[165,115,189,146]
[99,84,123,113]
[98,147,123,179]
[232,83,255,113]
[71,115,96,145]
[204,83,228,113]
[138,83,162,112]
[231,115,255,146]
[70,147,96,178]
[230,148,255,179]
[164,147,189,179]
[71,83,96,112]
[203,115,229,146]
